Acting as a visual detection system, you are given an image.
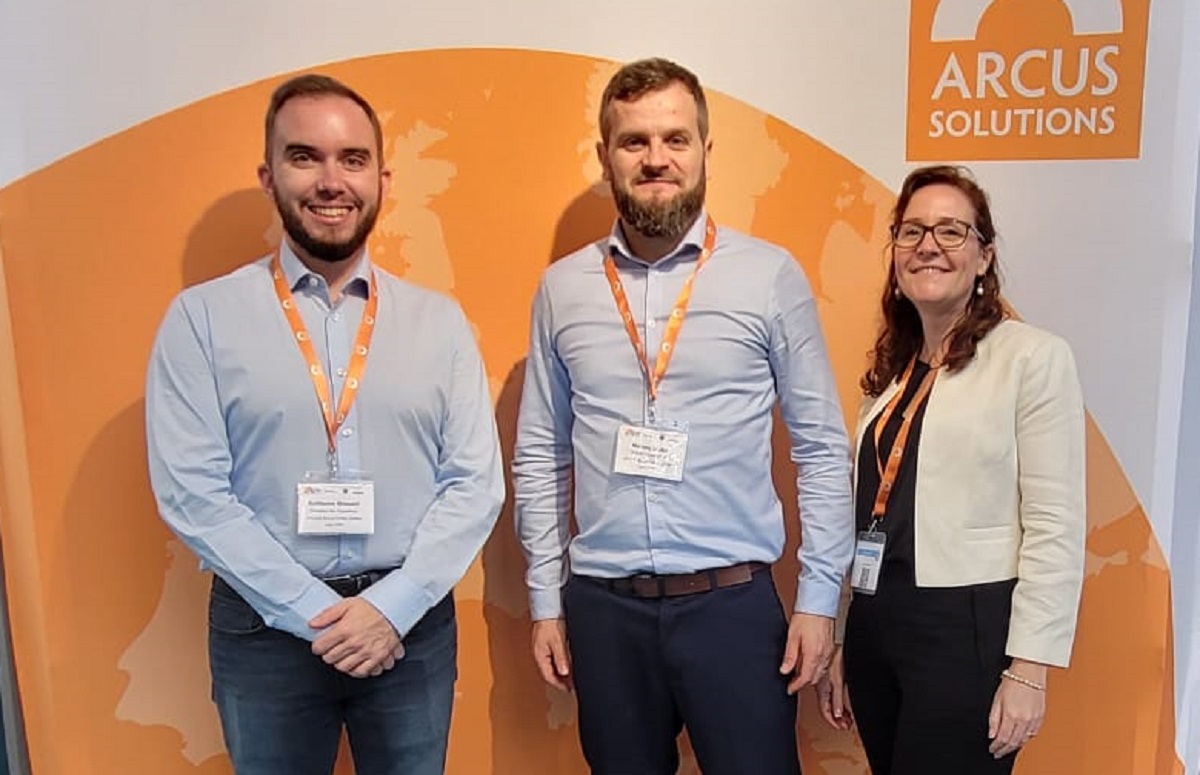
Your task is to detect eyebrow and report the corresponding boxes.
[281,143,373,158]
[613,127,694,142]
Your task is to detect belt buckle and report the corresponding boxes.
[322,573,366,596]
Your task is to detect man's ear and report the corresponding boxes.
[258,162,274,196]
[596,141,610,182]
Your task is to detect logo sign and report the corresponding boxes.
[907,0,1150,160]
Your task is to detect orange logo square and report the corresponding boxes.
[907,0,1151,161]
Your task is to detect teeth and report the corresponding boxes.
[311,206,351,217]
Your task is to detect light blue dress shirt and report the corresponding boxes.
[513,212,854,621]
[146,243,504,641]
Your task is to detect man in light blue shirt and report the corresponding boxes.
[513,58,855,774]
[146,74,504,775]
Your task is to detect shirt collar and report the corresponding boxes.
[605,208,710,267]
[277,241,373,298]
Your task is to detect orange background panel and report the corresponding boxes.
[0,48,1181,773]
[907,0,1151,161]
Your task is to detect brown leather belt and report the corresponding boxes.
[605,561,769,599]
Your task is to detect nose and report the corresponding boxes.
[915,228,942,254]
[315,159,347,195]
[643,138,669,169]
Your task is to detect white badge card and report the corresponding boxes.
[851,531,886,595]
[297,473,375,535]
[612,423,689,482]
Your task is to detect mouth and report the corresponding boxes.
[305,203,356,224]
[911,266,949,274]
[635,179,680,191]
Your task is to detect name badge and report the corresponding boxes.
[297,473,375,535]
[851,530,886,595]
[612,423,688,482]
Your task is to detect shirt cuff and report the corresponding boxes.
[529,588,564,621]
[280,581,345,641]
[794,577,841,618]
[360,571,436,639]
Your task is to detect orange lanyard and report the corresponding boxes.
[603,216,717,405]
[270,250,377,469]
[870,358,937,522]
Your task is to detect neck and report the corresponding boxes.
[620,214,699,263]
[918,308,962,365]
[289,241,364,301]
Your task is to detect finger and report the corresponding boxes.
[793,647,821,691]
[346,648,388,679]
[311,626,350,657]
[840,686,856,729]
[817,688,837,727]
[536,652,569,691]
[989,716,1019,757]
[308,600,349,630]
[987,693,1002,739]
[778,627,801,675]
[549,635,572,678]
[336,652,373,678]
[832,681,846,721]
[320,637,361,665]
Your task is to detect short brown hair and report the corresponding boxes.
[263,74,383,161]
[862,165,1007,396]
[599,58,709,143]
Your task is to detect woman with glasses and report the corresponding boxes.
[816,165,1087,774]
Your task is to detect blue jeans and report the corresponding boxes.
[208,579,457,775]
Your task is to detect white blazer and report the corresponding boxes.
[852,319,1086,667]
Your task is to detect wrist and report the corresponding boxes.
[1007,658,1049,682]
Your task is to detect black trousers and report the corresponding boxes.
[564,569,800,775]
[843,579,1018,775]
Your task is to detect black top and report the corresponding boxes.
[854,360,933,588]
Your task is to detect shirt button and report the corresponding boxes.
[341,427,354,437]
[336,367,347,377]
[647,319,657,329]
[307,277,319,287]
[331,313,341,322]
[648,493,659,503]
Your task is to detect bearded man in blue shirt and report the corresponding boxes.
[513,58,856,775]
[146,74,504,775]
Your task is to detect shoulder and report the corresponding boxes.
[169,257,273,313]
[714,227,798,271]
[541,240,606,285]
[978,319,1074,362]
[372,267,470,324]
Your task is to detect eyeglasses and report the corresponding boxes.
[890,218,986,250]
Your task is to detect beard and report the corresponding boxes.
[611,173,706,242]
[276,193,380,264]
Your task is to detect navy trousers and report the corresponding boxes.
[564,568,801,775]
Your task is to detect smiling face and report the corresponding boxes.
[893,183,994,320]
[597,81,711,242]
[258,94,391,266]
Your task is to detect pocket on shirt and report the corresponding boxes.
[208,584,267,635]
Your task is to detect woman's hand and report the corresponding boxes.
[815,645,854,730]
[988,658,1047,758]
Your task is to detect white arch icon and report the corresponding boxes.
[931,0,1124,41]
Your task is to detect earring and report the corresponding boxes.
[975,277,984,296]
[893,286,902,299]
